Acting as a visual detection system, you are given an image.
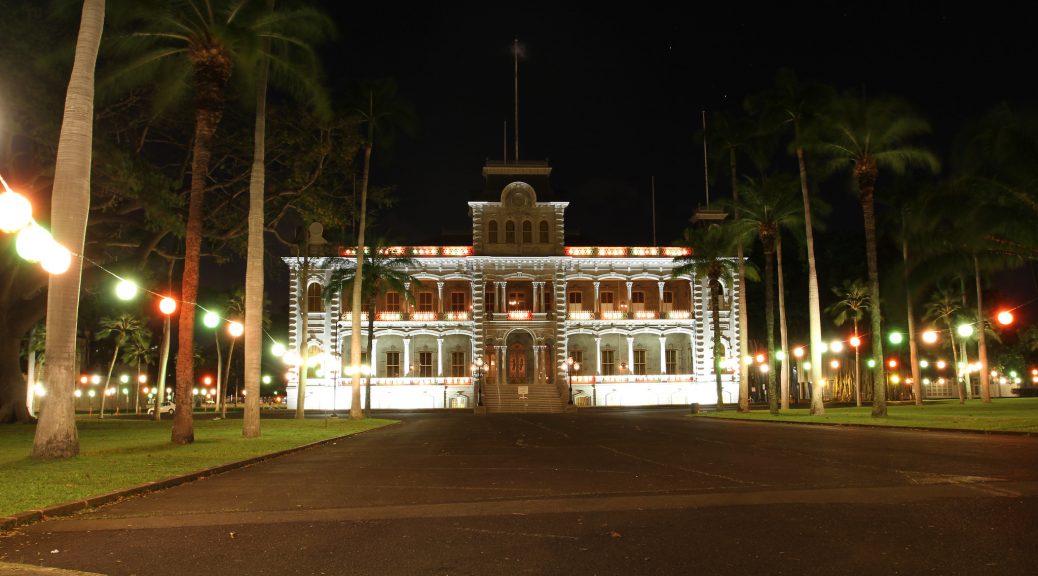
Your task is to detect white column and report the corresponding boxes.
[403,337,412,376]
[533,344,540,384]
[497,345,507,384]
[437,281,444,315]
[532,282,539,313]
[625,281,633,307]
[627,336,635,375]
[495,281,504,313]
[437,337,444,377]
[593,281,600,315]
[595,336,602,375]
[658,281,665,309]
[371,338,378,377]
[659,336,667,374]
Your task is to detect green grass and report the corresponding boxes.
[0,417,395,517]
[696,398,1038,433]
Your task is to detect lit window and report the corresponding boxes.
[419,292,433,312]
[634,350,647,375]
[451,351,466,377]
[419,351,433,377]
[666,349,677,373]
[601,292,614,304]
[572,350,583,374]
[386,351,400,377]
[568,292,582,305]
[385,292,401,312]
[601,350,615,375]
[539,220,549,243]
[451,292,465,312]
[505,221,516,243]
[522,220,532,243]
[632,291,645,304]
[488,220,498,244]
[306,283,323,313]
[508,291,526,310]
[663,291,674,304]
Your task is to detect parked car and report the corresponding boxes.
[147,401,175,415]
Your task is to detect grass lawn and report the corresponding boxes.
[696,398,1038,433]
[0,417,394,518]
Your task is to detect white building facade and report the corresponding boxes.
[284,163,742,413]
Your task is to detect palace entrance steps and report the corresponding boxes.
[483,382,566,413]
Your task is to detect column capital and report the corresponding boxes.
[626,336,635,343]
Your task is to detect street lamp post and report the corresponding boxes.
[562,356,580,404]
[471,357,485,408]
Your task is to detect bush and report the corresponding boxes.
[1011,387,1038,397]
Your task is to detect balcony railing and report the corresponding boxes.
[571,374,696,384]
[341,311,471,322]
[566,310,693,321]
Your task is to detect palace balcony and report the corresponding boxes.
[341,311,472,323]
[565,309,693,321]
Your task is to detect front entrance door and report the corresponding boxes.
[508,342,527,383]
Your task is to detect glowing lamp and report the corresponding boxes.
[829,341,844,353]
[88,390,96,398]
[792,347,805,359]
[41,243,72,274]
[921,330,938,344]
[755,353,765,364]
[119,374,129,384]
[79,375,88,384]
[90,374,101,385]
[227,321,244,338]
[270,342,286,357]
[142,387,150,394]
[890,374,901,384]
[0,190,33,232]
[283,350,302,366]
[759,364,769,374]
[888,358,898,369]
[803,361,811,370]
[115,279,138,301]
[159,297,177,315]
[203,311,220,328]
[775,351,786,361]
[996,310,1014,326]
[919,360,929,368]
[849,336,861,348]
[867,359,876,368]
[888,331,903,345]
[74,389,82,398]
[262,375,272,384]
[830,359,840,369]
[138,374,148,383]
[957,324,974,338]
[936,360,947,370]
[202,376,213,385]
[1032,368,1038,376]
[192,388,199,395]
[15,224,52,262]
[122,388,129,395]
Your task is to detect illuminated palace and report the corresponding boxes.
[284,162,744,413]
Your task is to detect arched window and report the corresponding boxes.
[505,221,516,243]
[539,220,550,243]
[306,282,324,313]
[522,220,533,243]
[487,220,498,244]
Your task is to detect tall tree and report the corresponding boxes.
[826,279,870,407]
[120,331,154,414]
[31,0,105,457]
[327,240,418,417]
[95,314,145,419]
[747,69,834,416]
[674,225,749,410]
[817,94,940,417]
[924,287,965,403]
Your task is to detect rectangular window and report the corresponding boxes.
[634,350,647,375]
[600,291,614,312]
[451,292,466,312]
[571,350,583,374]
[386,351,400,377]
[508,291,526,310]
[666,349,678,373]
[663,291,674,304]
[601,350,615,375]
[419,292,433,312]
[568,291,582,312]
[451,351,466,377]
[485,288,495,312]
[419,351,433,377]
[632,291,645,304]
[385,292,400,312]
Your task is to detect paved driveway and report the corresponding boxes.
[2,410,1037,575]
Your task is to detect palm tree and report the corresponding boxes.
[346,80,417,419]
[121,331,155,414]
[817,94,940,417]
[747,69,835,416]
[724,174,802,413]
[924,287,965,403]
[328,241,419,418]
[30,0,105,458]
[243,0,332,438]
[826,279,870,407]
[674,225,746,410]
[96,314,145,419]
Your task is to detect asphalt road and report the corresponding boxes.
[2,410,1037,575]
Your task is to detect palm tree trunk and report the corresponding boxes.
[945,319,963,404]
[762,240,778,414]
[710,276,724,410]
[795,145,824,415]
[853,318,862,407]
[365,301,376,418]
[776,233,790,410]
[902,217,922,405]
[32,0,104,458]
[974,254,990,402]
[134,360,141,414]
[224,338,236,416]
[859,176,887,417]
[243,0,274,438]
[731,149,749,412]
[155,260,174,421]
[173,50,232,445]
[959,277,973,400]
[350,141,372,420]
[100,343,120,419]
[214,331,222,415]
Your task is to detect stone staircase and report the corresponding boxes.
[484,382,566,413]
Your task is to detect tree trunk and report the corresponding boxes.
[853,318,861,407]
[99,343,120,419]
[224,338,236,416]
[776,233,790,410]
[946,319,963,404]
[762,236,778,414]
[857,164,886,417]
[902,220,922,405]
[244,0,274,438]
[710,275,724,410]
[731,149,749,412]
[365,300,375,418]
[173,49,232,445]
[974,254,990,402]
[214,331,222,417]
[155,315,171,420]
[795,145,824,415]
[32,0,104,458]
[350,141,372,419]
[26,327,37,418]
